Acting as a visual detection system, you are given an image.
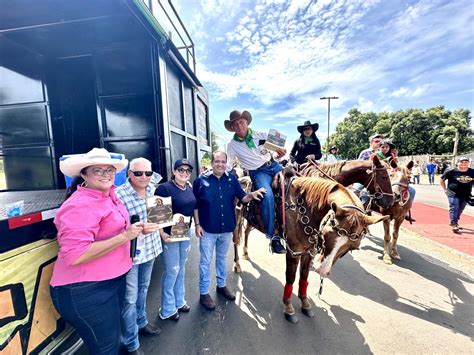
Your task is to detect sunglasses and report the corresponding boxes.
[130,170,153,177]
[177,168,192,174]
[303,127,312,131]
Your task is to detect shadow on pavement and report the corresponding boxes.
[337,234,474,341]
[141,237,373,354]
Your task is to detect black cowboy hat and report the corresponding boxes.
[329,146,339,153]
[297,120,319,134]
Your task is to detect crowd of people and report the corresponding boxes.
[49,110,472,354]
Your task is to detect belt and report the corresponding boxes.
[258,159,273,169]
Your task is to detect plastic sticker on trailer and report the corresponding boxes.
[41,209,58,220]
[8,213,43,229]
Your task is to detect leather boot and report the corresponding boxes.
[200,294,216,310]
[216,286,236,301]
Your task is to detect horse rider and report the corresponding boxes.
[289,120,322,165]
[360,136,416,221]
[225,110,286,254]
[375,139,396,161]
[326,146,339,163]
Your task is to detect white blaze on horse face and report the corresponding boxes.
[315,233,350,278]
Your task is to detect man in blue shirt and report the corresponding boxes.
[193,151,265,310]
[426,160,436,185]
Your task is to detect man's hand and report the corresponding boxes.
[251,187,266,201]
[275,147,286,159]
[306,154,316,161]
[195,225,204,238]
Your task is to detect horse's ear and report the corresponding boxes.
[364,214,390,225]
[407,161,414,170]
[390,159,398,169]
[331,201,338,214]
[372,154,382,167]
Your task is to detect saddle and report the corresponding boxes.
[238,167,297,236]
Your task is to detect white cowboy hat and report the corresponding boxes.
[60,148,128,177]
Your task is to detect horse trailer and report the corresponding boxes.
[0,1,210,353]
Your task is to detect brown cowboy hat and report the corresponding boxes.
[297,120,319,134]
[224,110,252,132]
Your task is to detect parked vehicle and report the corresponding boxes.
[0,1,210,353]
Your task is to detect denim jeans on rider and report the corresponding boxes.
[159,238,190,319]
[50,274,126,355]
[352,182,369,204]
[408,185,416,207]
[121,259,155,352]
[199,231,233,295]
[249,161,283,238]
[448,196,467,224]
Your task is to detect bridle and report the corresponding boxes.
[280,177,368,259]
[391,182,410,206]
[364,163,395,204]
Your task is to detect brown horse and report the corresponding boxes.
[232,155,395,272]
[372,161,414,265]
[277,177,389,323]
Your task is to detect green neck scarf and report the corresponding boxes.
[304,136,313,144]
[234,128,256,148]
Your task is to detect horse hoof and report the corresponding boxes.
[243,254,250,260]
[383,257,392,265]
[301,308,314,318]
[284,313,298,323]
[391,253,401,260]
[234,265,241,273]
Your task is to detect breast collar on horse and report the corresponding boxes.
[276,175,369,260]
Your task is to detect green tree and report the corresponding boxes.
[329,106,473,158]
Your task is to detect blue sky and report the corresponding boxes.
[170,0,474,150]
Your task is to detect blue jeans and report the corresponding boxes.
[199,231,232,294]
[121,259,155,351]
[352,182,368,204]
[413,175,420,184]
[249,161,283,238]
[160,239,190,318]
[408,185,416,207]
[448,196,467,224]
[428,173,435,184]
[50,274,126,355]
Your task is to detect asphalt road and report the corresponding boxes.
[141,220,473,354]
[410,174,473,216]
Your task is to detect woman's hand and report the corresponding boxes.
[142,222,159,235]
[160,232,172,243]
[122,222,144,241]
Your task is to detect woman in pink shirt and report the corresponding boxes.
[50,148,143,355]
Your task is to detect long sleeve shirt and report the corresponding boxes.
[51,186,132,287]
[289,138,322,164]
[226,130,272,171]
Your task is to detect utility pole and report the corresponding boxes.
[320,96,339,148]
[452,130,459,166]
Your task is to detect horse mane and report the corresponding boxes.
[317,160,348,177]
[292,177,358,212]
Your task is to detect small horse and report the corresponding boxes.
[232,155,395,272]
[299,155,395,209]
[278,177,389,323]
[372,161,414,265]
